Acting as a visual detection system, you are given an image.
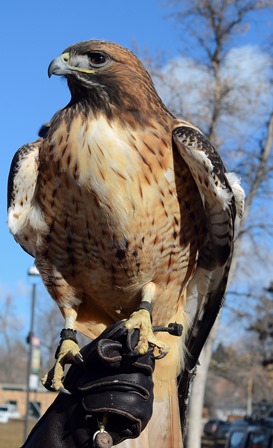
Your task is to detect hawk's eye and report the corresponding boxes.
[88,52,107,66]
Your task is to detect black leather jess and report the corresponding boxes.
[22,321,155,447]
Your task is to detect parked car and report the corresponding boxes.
[0,405,10,423]
[226,417,273,448]
[0,402,20,423]
[202,419,232,447]
[4,402,20,419]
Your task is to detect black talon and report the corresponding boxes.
[152,352,168,360]
[42,382,56,393]
[75,353,85,364]
[59,387,72,395]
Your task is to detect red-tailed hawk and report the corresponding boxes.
[8,40,244,447]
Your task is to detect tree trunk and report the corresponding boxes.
[186,323,218,447]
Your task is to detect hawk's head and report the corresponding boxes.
[48,40,167,121]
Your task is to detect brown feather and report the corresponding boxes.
[8,40,243,447]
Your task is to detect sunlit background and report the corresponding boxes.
[1,0,273,446]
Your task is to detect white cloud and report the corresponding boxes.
[157,56,213,124]
[222,45,271,92]
[221,45,272,122]
[156,44,272,134]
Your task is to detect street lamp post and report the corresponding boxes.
[23,265,40,443]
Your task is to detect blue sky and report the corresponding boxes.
[1,1,272,334]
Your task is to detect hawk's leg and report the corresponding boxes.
[41,307,83,392]
[125,282,169,357]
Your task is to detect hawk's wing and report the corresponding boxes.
[7,140,42,257]
[172,124,244,425]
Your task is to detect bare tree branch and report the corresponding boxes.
[156,1,273,446]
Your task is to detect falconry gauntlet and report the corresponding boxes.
[22,321,155,447]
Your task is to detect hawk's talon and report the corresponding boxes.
[75,352,85,364]
[152,351,168,361]
[125,308,170,357]
[59,387,72,395]
[41,338,82,392]
[41,367,57,392]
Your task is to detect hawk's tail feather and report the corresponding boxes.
[117,378,183,448]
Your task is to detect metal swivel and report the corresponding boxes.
[93,425,113,448]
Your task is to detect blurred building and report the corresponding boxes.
[0,383,57,418]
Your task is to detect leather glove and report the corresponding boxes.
[22,321,155,447]
[76,321,155,445]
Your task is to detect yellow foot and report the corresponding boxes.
[41,338,83,392]
[125,308,169,357]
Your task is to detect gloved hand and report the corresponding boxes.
[22,321,155,447]
[77,321,155,445]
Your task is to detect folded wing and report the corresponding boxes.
[172,124,244,424]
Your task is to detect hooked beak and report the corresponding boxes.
[48,53,71,77]
[48,52,95,78]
